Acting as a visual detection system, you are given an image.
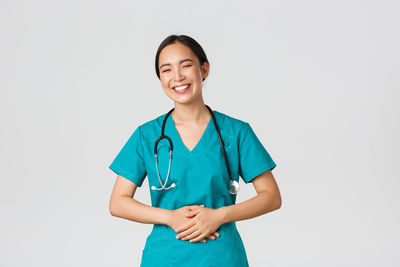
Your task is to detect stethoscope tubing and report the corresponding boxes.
[205,105,233,183]
[152,105,238,194]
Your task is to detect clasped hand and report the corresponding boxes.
[168,205,223,243]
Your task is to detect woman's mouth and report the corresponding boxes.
[173,84,191,94]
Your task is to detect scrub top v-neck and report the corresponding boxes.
[169,112,213,154]
[109,110,277,267]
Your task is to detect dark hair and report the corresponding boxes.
[155,34,209,82]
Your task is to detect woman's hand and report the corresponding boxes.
[175,207,224,243]
[168,205,220,243]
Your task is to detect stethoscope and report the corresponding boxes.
[151,105,240,194]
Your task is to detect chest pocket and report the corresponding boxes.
[219,132,232,147]
[218,132,237,174]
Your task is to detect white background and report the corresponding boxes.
[1,0,399,266]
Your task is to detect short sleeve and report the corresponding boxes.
[109,126,147,187]
[238,122,277,183]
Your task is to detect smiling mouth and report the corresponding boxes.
[173,83,191,94]
[173,84,190,90]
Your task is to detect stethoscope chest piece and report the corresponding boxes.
[228,180,240,194]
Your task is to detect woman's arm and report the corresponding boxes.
[218,169,282,224]
[109,175,171,225]
[109,175,219,242]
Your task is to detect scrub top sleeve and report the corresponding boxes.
[109,126,147,187]
[238,122,276,184]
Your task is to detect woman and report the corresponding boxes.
[109,34,282,266]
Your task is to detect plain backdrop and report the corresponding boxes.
[1,0,399,266]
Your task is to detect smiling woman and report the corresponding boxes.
[156,39,210,107]
[108,34,282,267]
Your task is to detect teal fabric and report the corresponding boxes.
[109,110,276,267]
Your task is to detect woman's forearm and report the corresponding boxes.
[110,196,172,225]
[217,191,281,224]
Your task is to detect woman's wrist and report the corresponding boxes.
[215,207,228,224]
[164,209,175,226]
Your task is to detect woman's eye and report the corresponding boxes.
[183,65,192,68]
[162,69,170,73]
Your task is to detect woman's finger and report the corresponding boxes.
[185,208,202,218]
[206,231,220,239]
[206,234,216,240]
[182,229,202,241]
[190,232,208,243]
[175,220,196,233]
[186,205,201,210]
[176,226,197,239]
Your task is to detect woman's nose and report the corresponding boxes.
[174,69,184,81]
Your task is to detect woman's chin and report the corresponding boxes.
[165,90,202,105]
[173,98,194,105]
[170,94,196,105]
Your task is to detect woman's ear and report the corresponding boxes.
[201,62,210,80]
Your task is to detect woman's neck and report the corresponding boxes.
[172,99,210,125]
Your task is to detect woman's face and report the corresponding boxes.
[158,42,209,105]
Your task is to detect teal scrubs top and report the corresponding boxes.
[109,110,276,267]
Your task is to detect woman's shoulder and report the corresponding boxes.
[136,113,166,140]
[139,113,166,128]
[212,109,249,137]
[213,109,248,126]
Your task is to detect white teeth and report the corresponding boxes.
[174,84,189,91]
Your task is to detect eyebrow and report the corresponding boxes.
[159,58,193,69]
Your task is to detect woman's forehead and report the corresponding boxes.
[159,43,197,65]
